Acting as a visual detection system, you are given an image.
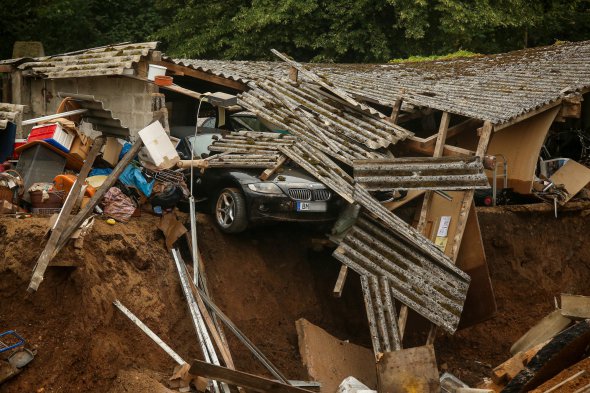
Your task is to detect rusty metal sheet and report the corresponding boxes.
[354,156,489,191]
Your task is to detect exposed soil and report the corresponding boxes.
[1,204,590,392]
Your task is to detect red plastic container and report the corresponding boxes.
[11,139,26,160]
[28,123,74,153]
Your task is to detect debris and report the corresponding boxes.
[337,377,376,393]
[510,309,572,355]
[503,319,590,393]
[295,318,377,393]
[112,299,186,366]
[376,345,440,393]
[561,294,590,320]
[189,360,313,393]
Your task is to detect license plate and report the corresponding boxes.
[296,201,327,212]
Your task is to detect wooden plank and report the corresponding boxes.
[0,65,14,73]
[561,294,590,319]
[504,320,590,393]
[492,341,547,385]
[549,160,590,205]
[377,345,440,393]
[403,136,475,157]
[260,155,288,181]
[399,112,450,341]
[48,138,145,265]
[332,264,348,298]
[27,136,105,292]
[420,118,484,148]
[151,61,247,91]
[189,361,314,393]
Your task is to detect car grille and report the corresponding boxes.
[313,189,331,201]
[288,188,312,201]
[288,188,331,201]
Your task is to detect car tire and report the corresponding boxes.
[213,188,248,234]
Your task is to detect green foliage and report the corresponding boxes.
[1,0,589,63]
[0,0,168,59]
[389,50,480,63]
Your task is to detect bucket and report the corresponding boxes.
[155,75,173,86]
[147,64,167,81]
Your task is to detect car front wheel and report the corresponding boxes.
[214,188,248,233]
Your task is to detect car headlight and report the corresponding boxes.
[247,183,283,194]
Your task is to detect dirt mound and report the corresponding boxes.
[0,215,367,392]
[2,205,590,391]
[435,205,590,385]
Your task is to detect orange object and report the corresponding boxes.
[53,174,96,198]
[155,75,173,86]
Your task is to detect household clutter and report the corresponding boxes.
[0,97,187,220]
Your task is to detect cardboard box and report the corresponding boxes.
[102,137,123,167]
[70,135,92,161]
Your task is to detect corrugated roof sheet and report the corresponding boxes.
[240,78,410,166]
[333,212,470,334]
[169,40,590,125]
[57,92,130,137]
[18,42,158,79]
[354,156,489,191]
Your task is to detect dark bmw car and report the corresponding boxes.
[176,129,342,233]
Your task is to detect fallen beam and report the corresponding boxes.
[190,360,313,393]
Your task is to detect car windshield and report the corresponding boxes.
[186,133,219,158]
[229,115,272,132]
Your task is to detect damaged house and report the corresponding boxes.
[1,39,590,393]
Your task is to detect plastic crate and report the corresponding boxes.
[16,144,67,203]
[28,123,75,153]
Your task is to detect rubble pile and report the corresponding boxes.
[2,40,590,393]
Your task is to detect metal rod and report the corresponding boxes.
[189,197,199,286]
[21,108,88,125]
[172,249,226,393]
[113,300,186,366]
[195,285,291,384]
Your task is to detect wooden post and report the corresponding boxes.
[54,138,145,253]
[27,136,106,292]
[425,120,493,345]
[398,112,450,340]
[28,137,144,292]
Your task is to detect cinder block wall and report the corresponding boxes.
[27,76,157,140]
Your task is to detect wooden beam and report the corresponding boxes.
[399,112,450,341]
[388,89,406,124]
[402,136,475,157]
[189,361,313,393]
[259,155,287,181]
[28,136,106,292]
[332,264,348,298]
[420,118,484,149]
[0,65,13,73]
[151,61,247,91]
